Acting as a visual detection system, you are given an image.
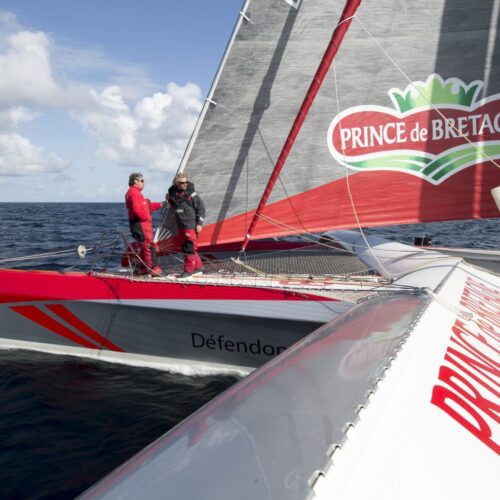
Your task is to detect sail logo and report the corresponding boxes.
[327,74,500,184]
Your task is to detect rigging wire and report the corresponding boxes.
[0,247,91,264]
[256,127,309,236]
[332,57,398,277]
[256,212,445,258]
[240,9,360,252]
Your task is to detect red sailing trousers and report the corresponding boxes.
[179,228,202,273]
[138,223,155,269]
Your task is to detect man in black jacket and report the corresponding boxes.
[167,173,206,278]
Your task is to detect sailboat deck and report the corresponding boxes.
[100,246,386,303]
[158,245,375,278]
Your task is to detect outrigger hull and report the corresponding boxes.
[0,269,353,372]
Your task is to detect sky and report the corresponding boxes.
[0,0,242,202]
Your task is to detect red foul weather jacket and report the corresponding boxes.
[125,185,162,242]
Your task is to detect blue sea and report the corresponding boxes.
[0,203,498,499]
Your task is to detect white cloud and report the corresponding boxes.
[136,92,173,130]
[76,82,202,171]
[0,11,204,183]
[0,105,67,176]
[0,11,19,39]
[0,106,37,131]
[55,43,156,101]
[0,19,72,176]
[0,133,67,175]
[0,30,61,108]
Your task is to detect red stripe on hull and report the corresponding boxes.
[10,305,100,349]
[45,304,124,352]
[0,269,336,303]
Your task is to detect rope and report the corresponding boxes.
[0,247,90,264]
[255,214,331,247]
[423,287,473,321]
[256,126,309,235]
[332,58,397,277]
[230,257,267,276]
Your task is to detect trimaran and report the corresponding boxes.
[1,0,499,497]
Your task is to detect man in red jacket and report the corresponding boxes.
[125,172,165,276]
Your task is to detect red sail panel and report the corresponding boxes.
[198,163,499,246]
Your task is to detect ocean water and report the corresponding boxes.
[0,202,498,499]
[0,203,240,500]
[0,351,237,500]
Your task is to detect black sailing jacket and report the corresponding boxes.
[167,182,206,230]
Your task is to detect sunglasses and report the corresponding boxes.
[137,178,145,182]
[177,181,188,185]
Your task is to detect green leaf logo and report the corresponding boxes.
[389,74,483,113]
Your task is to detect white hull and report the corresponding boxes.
[81,239,500,499]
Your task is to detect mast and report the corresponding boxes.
[240,0,362,252]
